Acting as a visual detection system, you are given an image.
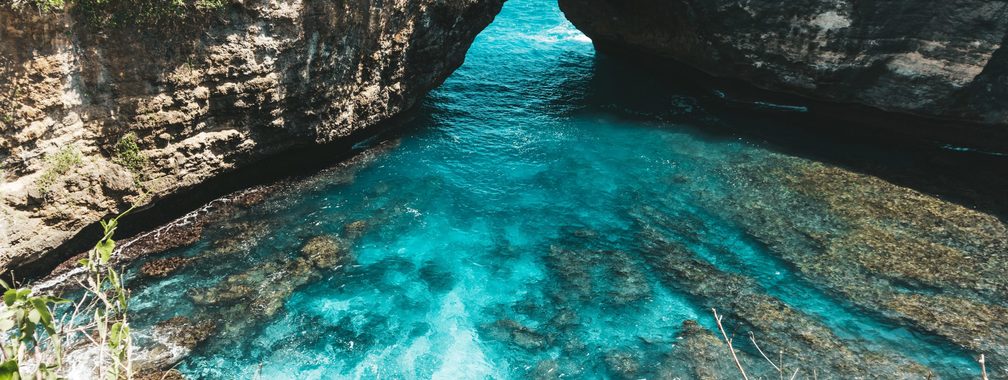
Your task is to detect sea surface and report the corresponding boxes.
[122,0,997,378]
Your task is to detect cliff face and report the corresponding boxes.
[0,0,503,274]
[558,0,1008,136]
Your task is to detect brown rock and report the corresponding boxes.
[0,0,506,276]
[300,235,350,270]
[704,154,1008,364]
[134,369,186,380]
[139,256,195,278]
[343,220,369,238]
[484,319,550,350]
[559,0,1008,149]
[604,351,641,379]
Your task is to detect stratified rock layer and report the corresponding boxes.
[558,0,1008,138]
[0,0,503,274]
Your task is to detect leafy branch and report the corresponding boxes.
[0,206,136,379]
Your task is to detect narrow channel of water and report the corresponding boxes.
[123,0,993,378]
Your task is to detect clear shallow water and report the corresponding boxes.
[125,0,985,378]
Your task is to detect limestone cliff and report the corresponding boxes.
[558,0,1008,144]
[0,0,503,275]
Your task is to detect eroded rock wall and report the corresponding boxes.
[558,0,1008,136]
[0,0,503,275]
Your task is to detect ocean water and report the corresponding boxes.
[123,0,990,378]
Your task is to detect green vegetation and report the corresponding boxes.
[74,0,228,29]
[0,281,68,380]
[1,207,134,379]
[10,0,228,29]
[34,146,82,197]
[28,0,64,12]
[113,132,148,190]
[77,206,136,379]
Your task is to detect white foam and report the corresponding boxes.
[397,335,432,375]
[429,291,498,380]
[33,193,237,293]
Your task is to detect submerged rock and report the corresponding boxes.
[176,229,366,360]
[300,235,350,270]
[134,316,217,373]
[230,186,279,208]
[418,261,456,293]
[549,308,580,329]
[484,319,551,350]
[603,351,641,379]
[546,246,652,305]
[886,293,1008,360]
[343,220,369,239]
[637,228,932,378]
[154,316,217,352]
[530,359,561,380]
[135,369,185,380]
[657,320,753,380]
[189,257,316,315]
[707,153,1008,370]
[606,250,651,304]
[139,256,196,278]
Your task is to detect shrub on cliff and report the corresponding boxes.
[113,132,149,192]
[34,146,82,198]
[74,0,228,28]
[9,0,228,29]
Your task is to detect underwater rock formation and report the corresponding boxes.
[546,247,651,305]
[636,229,932,378]
[704,152,1008,373]
[657,320,754,380]
[559,0,1008,144]
[139,256,196,278]
[483,319,551,350]
[137,316,218,372]
[301,235,351,270]
[0,0,504,275]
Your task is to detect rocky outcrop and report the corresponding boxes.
[558,0,1008,140]
[0,0,503,275]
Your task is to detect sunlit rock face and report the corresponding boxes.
[0,0,504,274]
[558,0,1008,134]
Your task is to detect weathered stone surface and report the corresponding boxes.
[559,0,1008,137]
[0,0,504,275]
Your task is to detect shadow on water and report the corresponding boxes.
[564,47,1008,220]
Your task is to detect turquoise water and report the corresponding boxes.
[125,0,984,378]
